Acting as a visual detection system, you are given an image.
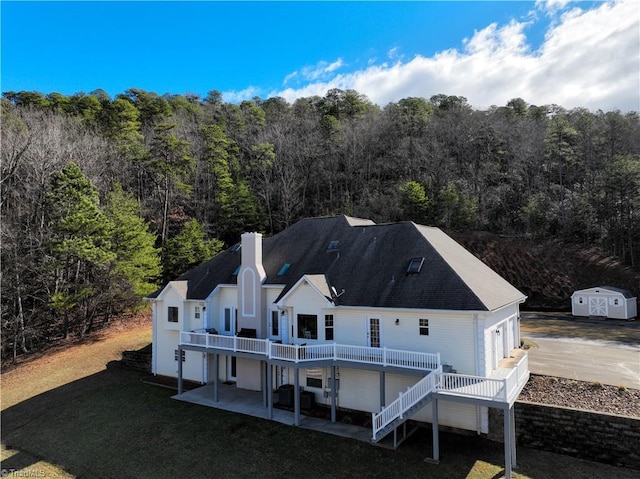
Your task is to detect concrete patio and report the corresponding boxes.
[173,383,375,445]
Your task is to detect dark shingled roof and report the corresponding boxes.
[148,215,525,311]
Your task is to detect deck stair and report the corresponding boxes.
[371,367,441,443]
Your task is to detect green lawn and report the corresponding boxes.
[2,320,638,478]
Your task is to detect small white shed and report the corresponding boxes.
[571,286,637,320]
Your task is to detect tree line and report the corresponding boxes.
[2,88,639,360]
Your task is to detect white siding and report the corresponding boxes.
[481,305,520,375]
[335,308,477,375]
[324,369,479,431]
[337,368,381,413]
[286,282,333,343]
[154,329,203,382]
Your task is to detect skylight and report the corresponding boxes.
[277,263,291,275]
[232,265,240,276]
[407,257,425,274]
[230,243,241,252]
[327,240,339,250]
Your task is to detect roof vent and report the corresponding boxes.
[407,257,425,274]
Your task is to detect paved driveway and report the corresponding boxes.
[523,334,640,388]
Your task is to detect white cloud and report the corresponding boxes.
[221,86,260,104]
[284,58,345,86]
[535,0,576,16]
[272,0,639,112]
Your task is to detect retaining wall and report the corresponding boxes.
[121,346,151,372]
[490,401,640,470]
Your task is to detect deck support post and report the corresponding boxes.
[330,366,337,423]
[379,371,386,408]
[504,405,513,479]
[294,367,301,426]
[213,353,219,402]
[510,405,517,468]
[262,361,268,407]
[431,397,440,463]
[267,363,273,419]
[177,346,183,395]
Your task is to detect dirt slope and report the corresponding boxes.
[455,233,640,310]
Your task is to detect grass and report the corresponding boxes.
[2,317,639,479]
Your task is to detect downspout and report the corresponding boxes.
[202,303,207,384]
[151,301,157,375]
[473,313,482,435]
[473,313,480,375]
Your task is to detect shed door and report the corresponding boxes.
[589,297,608,316]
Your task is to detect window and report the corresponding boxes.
[306,368,323,388]
[174,349,185,362]
[578,297,584,304]
[168,306,179,323]
[297,314,318,339]
[277,263,291,276]
[325,314,334,341]
[194,306,201,320]
[614,298,619,306]
[407,257,425,273]
[271,310,279,336]
[224,308,232,332]
[419,318,429,336]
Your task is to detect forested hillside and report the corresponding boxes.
[2,88,639,360]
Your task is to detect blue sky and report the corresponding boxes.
[2,1,638,111]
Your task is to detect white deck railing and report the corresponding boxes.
[437,353,529,402]
[372,367,440,440]
[438,373,506,400]
[180,331,439,372]
[371,354,529,441]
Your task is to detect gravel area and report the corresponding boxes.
[519,374,640,418]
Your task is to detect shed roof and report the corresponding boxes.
[148,215,526,312]
[573,286,635,299]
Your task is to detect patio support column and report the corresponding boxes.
[510,405,517,468]
[330,366,337,423]
[504,405,513,479]
[431,397,440,463]
[379,371,386,408]
[267,363,273,419]
[213,353,219,402]
[177,346,183,395]
[262,361,267,407]
[294,367,301,426]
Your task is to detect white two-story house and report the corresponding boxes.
[147,215,529,478]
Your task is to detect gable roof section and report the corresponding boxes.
[147,215,526,312]
[277,274,334,305]
[152,280,189,300]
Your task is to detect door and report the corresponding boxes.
[268,309,281,340]
[496,325,505,362]
[223,307,237,335]
[227,356,237,382]
[589,296,608,316]
[367,317,381,348]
